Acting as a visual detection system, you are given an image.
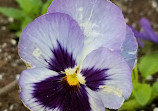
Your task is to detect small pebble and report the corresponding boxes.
[152,1,157,8]
[1,26,6,31]
[11,39,17,46]
[11,62,17,67]
[2,43,7,48]
[9,104,14,110]
[16,74,20,80]
[0,74,3,80]
[3,109,8,111]
[146,75,153,81]
[15,59,21,63]
[132,23,136,28]
[8,17,14,23]
[125,18,129,23]
[154,108,158,111]
[7,55,12,60]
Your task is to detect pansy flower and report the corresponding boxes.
[18,0,137,111]
[130,18,158,46]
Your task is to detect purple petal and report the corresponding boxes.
[19,68,92,111]
[47,0,126,56]
[139,18,158,43]
[18,13,84,69]
[137,38,144,47]
[81,47,132,109]
[129,25,142,39]
[121,26,138,70]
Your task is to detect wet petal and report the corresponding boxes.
[19,68,97,111]
[48,0,126,57]
[121,26,138,70]
[81,47,132,109]
[19,13,84,71]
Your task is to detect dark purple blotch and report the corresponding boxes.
[81,67,109,91]
[45,40,76,72]
[33,74,91,111]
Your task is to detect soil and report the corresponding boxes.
[0,0,158,111]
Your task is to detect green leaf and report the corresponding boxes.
[120,99,142,111]
[41,0,53,15]
[133,83,151,105]
[16,31,21,37]
[152,82,158,93]
[0,7,25,19]
[15,17,33,38]
[21,17,33,30]
[9,22,21,31]
[138,54,158,78]
[105,108,110,111]
[148,82,158,103]
[16,0,42,15]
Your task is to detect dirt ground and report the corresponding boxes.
[0,0,158,111]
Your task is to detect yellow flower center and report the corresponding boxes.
[66,73,79,86]
[64,66,85,86]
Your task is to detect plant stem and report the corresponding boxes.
[134,64,139,82]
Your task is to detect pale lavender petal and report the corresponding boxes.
[97,89,124,109]
[81,48,132,109]
[121,26,138,70]
[86,88,105,111]
[18,13,84,70]
[48,0,126,57]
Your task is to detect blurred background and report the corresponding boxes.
[0,0,158,111]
